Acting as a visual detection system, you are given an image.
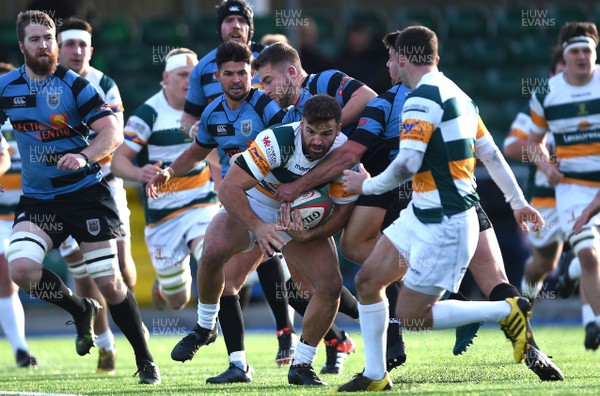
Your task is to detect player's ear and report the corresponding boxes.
[18,41,24,54]
[337,123,342,135]
[215,70,221,82]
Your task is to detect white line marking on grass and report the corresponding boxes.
[0,392,83,396]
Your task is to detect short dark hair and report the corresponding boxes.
[550,46,565,74]
[16,10,55,43]
[252,41,300,71]
[216,0,254,42]
[395,25,438,66]
[303,94,342,125]
[57,17,92,35]
[216,41,253,69]
[382,31,401,50]
[559,22,599,47]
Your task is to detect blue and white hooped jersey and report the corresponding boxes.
[282,69,365,135]
[195,88,285,177]
[350,83,411,161]
[184,41,265,118]
[0,65,113,199]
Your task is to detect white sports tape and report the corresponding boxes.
[165,53,198,72]
[6,231,48,263]
[156,259,192,296]
[84,247,118,278]
[66,258,88,279]
[568,226,600,255]
[562,35,596,56]
[59,29,92,46]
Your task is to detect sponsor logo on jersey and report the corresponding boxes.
[2,95,36,108]
[248,145,270,176]
[208,123,234,137]
[241,120,252,137]
[262,136,271,147]
[50,114,68,129]
[294,163,310,172]
[86,218,101,236]
[13,97,26,106]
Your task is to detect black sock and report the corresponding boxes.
[323,324,344,342]
[218,295,245,355]
[447,292,467,301]
[257,255,294,331]
[385,281,403,346]
[34,268,85,316]
[238,284,252,310]
[339,287,359,319]
[489,282,539,349]
[108,290,152,365]
[286,278,308,315]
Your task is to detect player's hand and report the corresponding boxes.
[573,199,600,234]
[539,160,563,186]
[253,222,287,257]
[276,203,305,239]
[0,183,4,193]
[188,120,200,139]
[138,161,163,183]
[275,181,304,202]
[146,167,172,199]
[57,153,87,171]
[343,163,369,195]
[513,205,544,233]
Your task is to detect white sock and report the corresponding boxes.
[229,350,247,370]
[432,300,511,329]
[521,277,542,300]
[582,304,594,327]
[197,301,219,330]
[292,339,317,365]
[569,257,582,280]
[359,300,388,381]
[0,294,28,354]
[94,330,116,351]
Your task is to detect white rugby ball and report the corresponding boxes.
[290,189,332,230]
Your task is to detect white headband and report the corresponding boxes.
[165,53,198,72]
[59,29,92,46]
[562,35,597,56]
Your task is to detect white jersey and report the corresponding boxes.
[124,90,218,226]
[237,121,358,208]
[530,65,600,187]
[0,119,22,219]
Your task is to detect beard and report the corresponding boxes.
[24,46,58,76]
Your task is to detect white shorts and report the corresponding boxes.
[527,206,565,248]
[109,177,131,239]
[383,203,479,295]
[556,183,600,235]
[0,219,12,254]
[145,205,220,271]
[228,196,292,252]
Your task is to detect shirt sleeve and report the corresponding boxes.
[235,128,280,181]
[123,104,156,152]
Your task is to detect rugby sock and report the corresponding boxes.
[0,294,28,353]
[569,257,582,280]
[488,282,539,348]
[257,255,295,331]
[108,290,152,365]
[582,304,594,326]
[385,282,403,346]
[238,284,252,309]
[359,300,388,381]
[218,295,245,355]
[291,337,317,365]
[229,350,248,371]
[340,285,359,319]
[432,300,511,328]
[197,301,219,330]
[95,329,116,352]
[36,268,85,316]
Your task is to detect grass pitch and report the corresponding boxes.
[0,325,598,395]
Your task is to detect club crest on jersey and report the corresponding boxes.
[86,218,101,236]
[241,120,252,136]
[46,93,60,109]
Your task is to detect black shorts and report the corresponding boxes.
[356,143,393,208]
[13,180,122,248]
[380,181,412,232]
[475,202,493,232]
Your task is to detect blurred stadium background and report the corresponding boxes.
[0,0,593,309]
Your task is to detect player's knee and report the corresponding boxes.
[355,268,381,299]
[577,248,600,273]
[318,271,342,301]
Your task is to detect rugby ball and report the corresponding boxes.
[290,189,333,230]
